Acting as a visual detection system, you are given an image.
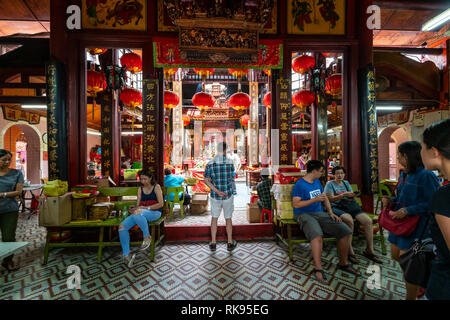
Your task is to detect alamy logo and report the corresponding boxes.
[66,265,81,290]
[310,189,321,199]
[366,265,381,290]
[366,5,381,30]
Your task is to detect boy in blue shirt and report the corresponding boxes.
[292,160,359,284]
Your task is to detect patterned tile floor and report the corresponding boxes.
[0,210,410,300]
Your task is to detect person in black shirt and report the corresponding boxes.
[421,119,450,300]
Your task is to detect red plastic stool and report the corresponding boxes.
[260,208,272,223]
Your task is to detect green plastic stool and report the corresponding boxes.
[166,186,185,220]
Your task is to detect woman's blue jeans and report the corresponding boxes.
[119,209,162,256]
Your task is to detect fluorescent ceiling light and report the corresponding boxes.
[21,105,47,109]
[376,106,403,111]
[122,131,143,135]
[292,130,309,134]
[87,130,101,136]
[422,8,450,31]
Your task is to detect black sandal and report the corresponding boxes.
[338,264,360,276]
[1,261,19,271]
[311,269,329,285]
[362,250,383,264]
[348,254,360,264]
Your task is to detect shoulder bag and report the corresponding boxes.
[330,182,361,214]
[378,202,420,237]
[399,216,435,287]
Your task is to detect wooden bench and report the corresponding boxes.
[43,187,166,264]
[274,184,386,261]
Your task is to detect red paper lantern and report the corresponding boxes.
[164,90,180,109]
[120,52,142,74]
[164,68,178,78]
[228,92,251,111]
[292,55,315,74]
[228,69,249,78]
[263,69,271,76]
[240,114,250,127]
[192,92,215,110]
[292,90,315,108]
[87,48,108,55]
[120,88,142,108]
[263,92,271,109]
[193,68,215,77]
[87,70,107,96]
[325,74,342,96]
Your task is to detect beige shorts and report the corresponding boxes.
[210,196,234,219]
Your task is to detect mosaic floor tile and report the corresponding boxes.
[0,210,410,300]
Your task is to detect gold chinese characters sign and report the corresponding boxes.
[359,65,378,194]
[142,79,159,175]
[82,0,146,31]
[1,106,40,125]
[46,61,68,181]
[101,94,114,178]
[276,78,292,165]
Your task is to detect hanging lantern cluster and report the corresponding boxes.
[193,68,215,78]
[87,70,107,97]
[164,68,178,79]
[120,87,142,109]
[228,69,249,79]
[292,55,315,74]
[325,73,342,96]
[292,90,315,108]
[164,90,180,109]
[263,92,271,109]
[87,48,108,55]
[240,114,250,127]
[120,52,142,74]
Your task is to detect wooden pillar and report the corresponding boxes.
[249,72,259,166]
[172,80,183,167]
[447,39,450,107]
[50,0,81,186]
[357,0,375,212]
[276,75,292,166]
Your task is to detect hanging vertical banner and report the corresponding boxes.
[46,60,68,181]
[172,80,183,166]
[276,77,292,165]
[101,93,114,178]
[359,65,378,194]
[249,82,259,166]
[143,79,159,175]
[317,96,328,183]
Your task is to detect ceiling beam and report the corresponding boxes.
[374,0,450,10]
[376,99,440,106]
[374,47,444,55]
[0,95,46,104]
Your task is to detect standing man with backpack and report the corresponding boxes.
[204,142,237,252]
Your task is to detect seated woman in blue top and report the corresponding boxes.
[292,160,357,285]
[119,169,164,267]
[382,141,439,300]
[421,119,450,300]
[164,168,185,202]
